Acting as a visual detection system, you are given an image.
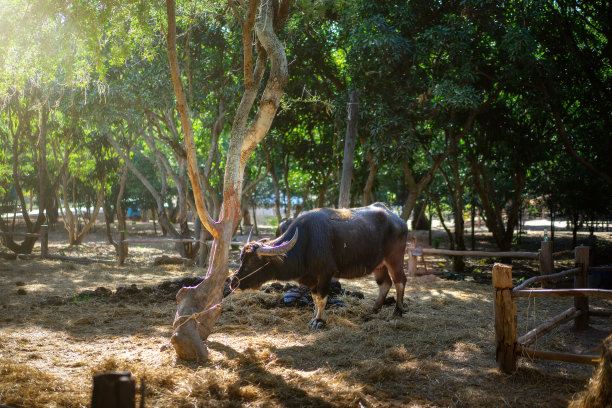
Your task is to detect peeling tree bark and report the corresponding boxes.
[165,0,289,361]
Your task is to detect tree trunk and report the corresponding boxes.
[283,157,292,217]
[166,0,289,361]
[472,162,526,252]
[263,145,282,222]
[361,150,378,206]
[338,90,359,208]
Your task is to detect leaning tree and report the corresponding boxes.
[165,0,290,360]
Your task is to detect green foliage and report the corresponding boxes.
[0,0,609,248]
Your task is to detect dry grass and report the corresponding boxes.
[1,223,611,407]
[569,334,612,408]
[1,256,611,408]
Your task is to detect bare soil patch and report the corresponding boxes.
[0,221,611,407]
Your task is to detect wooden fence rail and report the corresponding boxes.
[117,231,246,267]
[421,248,539,259]
[1,224,248,267]
[408,240,583,288]
[492,246,612,373]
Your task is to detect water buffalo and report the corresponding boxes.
[233,203,408,329]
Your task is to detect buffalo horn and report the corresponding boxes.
[257,228,298,256]
[246,226,254,243]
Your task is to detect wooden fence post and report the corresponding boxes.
[406,237,417,277]
[118,230,126,266]
[91,371,135,408]
[40,225,48,259]
[493,263,517,373]
[539,241,553,288]
[574,246,590,330]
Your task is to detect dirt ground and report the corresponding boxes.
[0,219,611,407]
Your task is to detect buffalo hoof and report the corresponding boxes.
[393,307,404,317]
[309,319,326,330]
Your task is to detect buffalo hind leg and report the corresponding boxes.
[372,265,392,313]
[386,248,407,316]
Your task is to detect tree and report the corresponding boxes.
[166,0,290,361]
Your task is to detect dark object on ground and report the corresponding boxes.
[0,252,17,260]
[589,268,612,289]
[153,255,194,266]
[262,279,362,309]
[91,371,138,408]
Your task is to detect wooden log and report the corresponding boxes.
[513,267,580,291]
[123,238,199,244]
[513,288,612,299]
[0,231,40,238]
[45,254,116,265]
[407,238,418,277]
[575,246,590,330]
[40,225,48,259]
[205,240,245,247]
[518,307,579,347]
[91,371,135,408]
[422,248,539,259]
[517,345,599,365]
[153,255,194,266]
[493,263,517,373]
[539,241,553,288]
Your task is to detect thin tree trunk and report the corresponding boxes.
[338,90,359,208]
[362,150,378,206]
[166,0,289,361]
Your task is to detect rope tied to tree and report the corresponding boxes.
[170,261,271,333]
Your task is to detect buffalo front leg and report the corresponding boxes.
[309,293,328,329]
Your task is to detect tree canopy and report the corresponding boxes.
[1,0,610,360]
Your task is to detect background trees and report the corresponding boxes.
[1,0,610,359]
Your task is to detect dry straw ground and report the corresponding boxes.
[0,222,611,407]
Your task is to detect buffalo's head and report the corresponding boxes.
[233,229,298,289]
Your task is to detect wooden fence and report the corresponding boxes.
[492,246,612,373]
[407,238,574,279]
[0,225,241,267]
[118,232,244,267]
